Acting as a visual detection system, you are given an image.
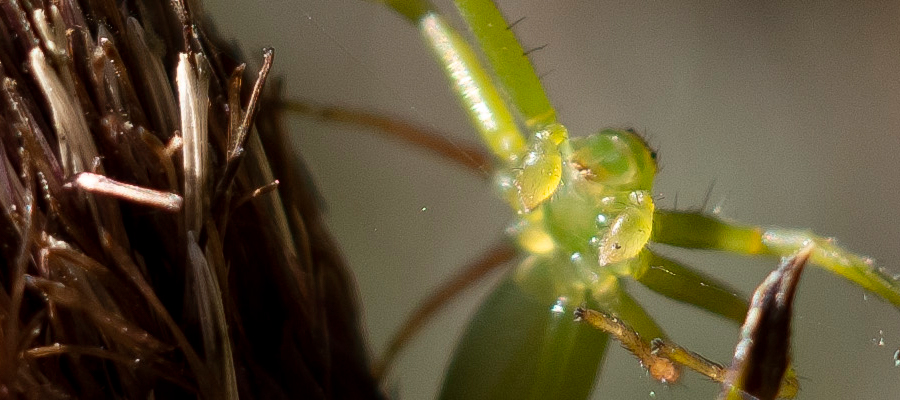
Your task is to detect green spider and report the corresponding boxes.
[210,0,900,398]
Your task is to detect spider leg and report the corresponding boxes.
[652,338,799,399]
[372,240,516,381]
[590,275,668,345]
[575,307,679,383]
[630,250,749,324]
[281,100,493,174]
[383,0,572,211]
[450,0,557,129]
[580,277,681,383]
[384,0,527,162]
[651,209,900,308]
[383,0,558,131]
[650,339,727,385]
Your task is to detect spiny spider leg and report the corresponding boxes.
[653,210,900,307]
[632,250,749,324]
[573,307,679,383]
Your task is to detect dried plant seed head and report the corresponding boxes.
[0,1,381,398]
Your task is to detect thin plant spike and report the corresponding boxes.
[720,245,813,400]
[452,0,557,129]
[651,210,900,308]
[23,275,171,355]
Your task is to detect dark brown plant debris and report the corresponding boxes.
[0,0,380,398]
[720,245,811,400]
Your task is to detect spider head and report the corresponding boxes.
[569,129,657,192]
[508,129,657,269]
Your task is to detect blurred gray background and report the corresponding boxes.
[205,1,900,398]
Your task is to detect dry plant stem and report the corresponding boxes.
[373,240,517,381]
[100,230,211,392]
[212,48,274,236]
[282,100,492,174]
[230,179,281,213]
[178,47,240,400]
[187,231,238,400]
[4,152,33,385]
[25,344,195,390]
[214,48,275,217]
[67,172,183,212]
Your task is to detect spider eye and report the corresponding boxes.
[570,129,657,191]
